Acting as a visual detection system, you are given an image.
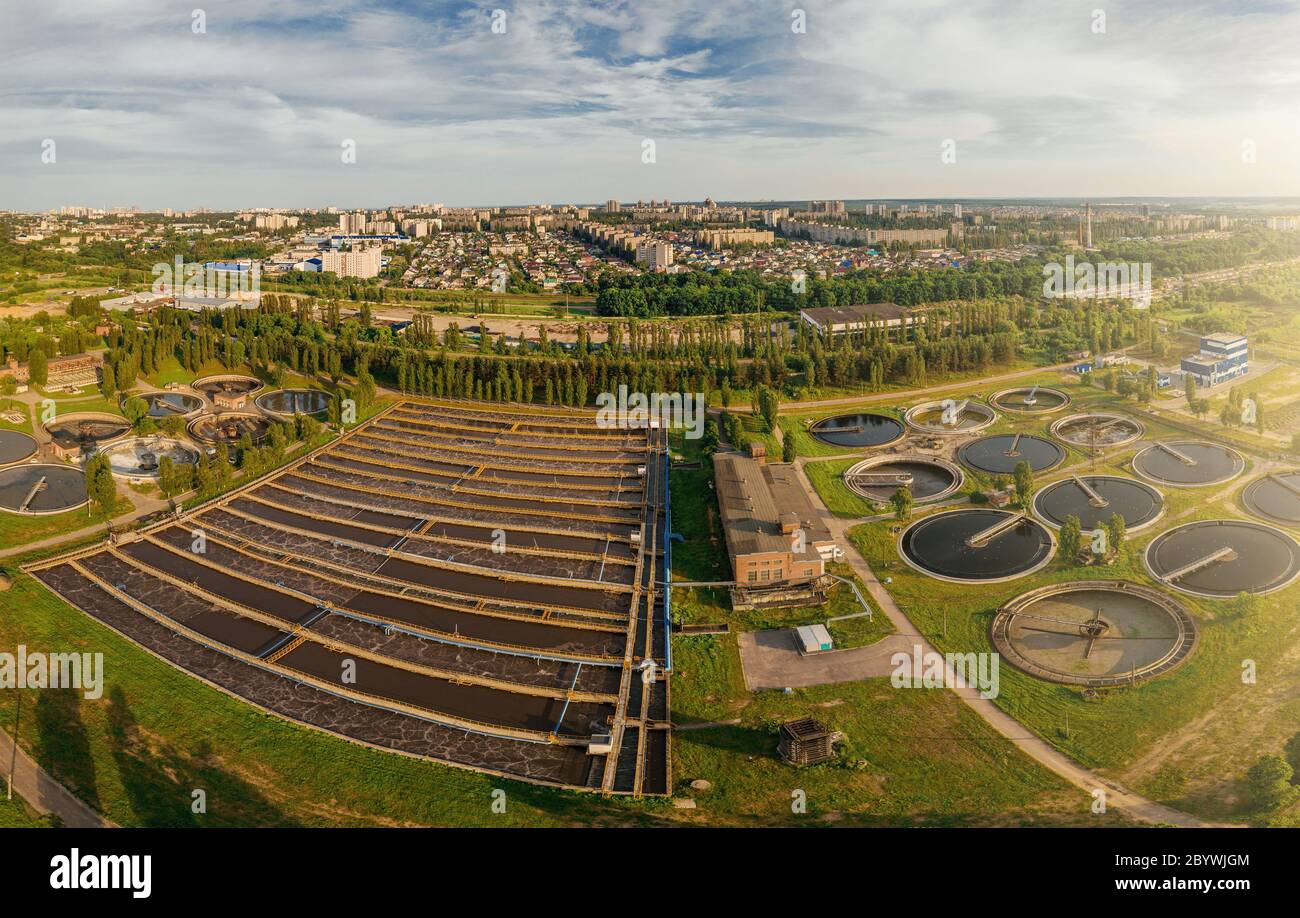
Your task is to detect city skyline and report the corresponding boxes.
[5,0,1300,210]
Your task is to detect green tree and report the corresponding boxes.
[1284,731,1300,781]
[1059,515,1082,565]
[889,487,913,521]
[1012,460,1034,508]
[83,454,117,515]
[122,396,148,427]
[1245,756,1295,811]
[1105,511,1127,556]
[27,348,48,387]
[100,363,116,400]
[781,432,795,463]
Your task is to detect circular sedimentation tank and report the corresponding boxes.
[991,581,1197,686]
[1033,475,1164,532]
[898,508,1055,583]
[140,391,203,418]
[1241,471,1300,527]
[903,399,997,435]
[1144,519,1300,598]
[989,386,1070,414]
[958,434,1065,475]
[0,429,38,466]
[188,413,272,447]
[192,374,263,401]
[1131,441,1245,488]
[255,388,330,418]
[100,437,200,480]
[844,455,964,504]
[808,412,906,449]
[43,412,130,453]
[0,463,88,514]
[1050,413,1144,449]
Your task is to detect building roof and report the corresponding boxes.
[712,451,833,560]
[1201,332,1247,345]
[800,302,910,327]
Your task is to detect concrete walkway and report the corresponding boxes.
[738,629,917,690]
[785,458,1233,827]
[0,727,112,828]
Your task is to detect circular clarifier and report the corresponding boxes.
[991,581,1197,686]
[958,434,1065,475]
[0,429,38,466]
[1033,475,1164,532]
[255,388,330,418]
[1050,413,1144,449]
[904,399,997,435]
[100,437,200,480]
[43,412,130,454]
[1241,471,1300,527]
[1132,441,1245,488]
[1144,519,1300,598]
[0,463,88,514]
[140,391,203,418]
[989,386,1070,414]
[188,413,272,447]
[193,374,263,401]
[899,508,1055,582]
[808,413,906,449]
[844,455,963,503]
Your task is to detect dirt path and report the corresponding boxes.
[786,459,1235,827]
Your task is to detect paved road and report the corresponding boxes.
[786,458,1234,827]
[1,727,112,828]
[718,358,1084,414]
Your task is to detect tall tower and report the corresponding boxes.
[1084,202,1093,248]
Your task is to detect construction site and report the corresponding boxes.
[25,399,672,795]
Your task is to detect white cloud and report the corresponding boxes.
[2,0,1297,208]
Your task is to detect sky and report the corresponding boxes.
[3,0,1299,210]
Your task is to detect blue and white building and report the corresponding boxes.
[1180,333,1248,387]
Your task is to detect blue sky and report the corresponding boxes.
[2,0,1298,210]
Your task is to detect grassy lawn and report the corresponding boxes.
[669,676,1104,826]
[0,567,1096,827]
[39,393,126,419]
[846,484,1300,825]
[804,456,878,517]
[0,495,132,550]
[0,794,57,828]
[0,574,670,827]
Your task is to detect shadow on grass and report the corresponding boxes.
[106,685,301,827]
[34,688,100,812]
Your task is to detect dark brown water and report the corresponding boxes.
[0,429,37,465]
[1036,476,1162,529]
[901,509,1053,580]
[1242,473,1300,524]
[256,389,330,416]
[810,413,905,448]
[1147,520,1300,596]
[144,392,202,417]
[0,464,87,513]
[1133,442,1243,486]
[959,435,1065,475]
[852,460,956,501]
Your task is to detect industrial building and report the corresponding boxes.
[712,449,836,608]
[1180,333,1248,387]
[799,302,915,337]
